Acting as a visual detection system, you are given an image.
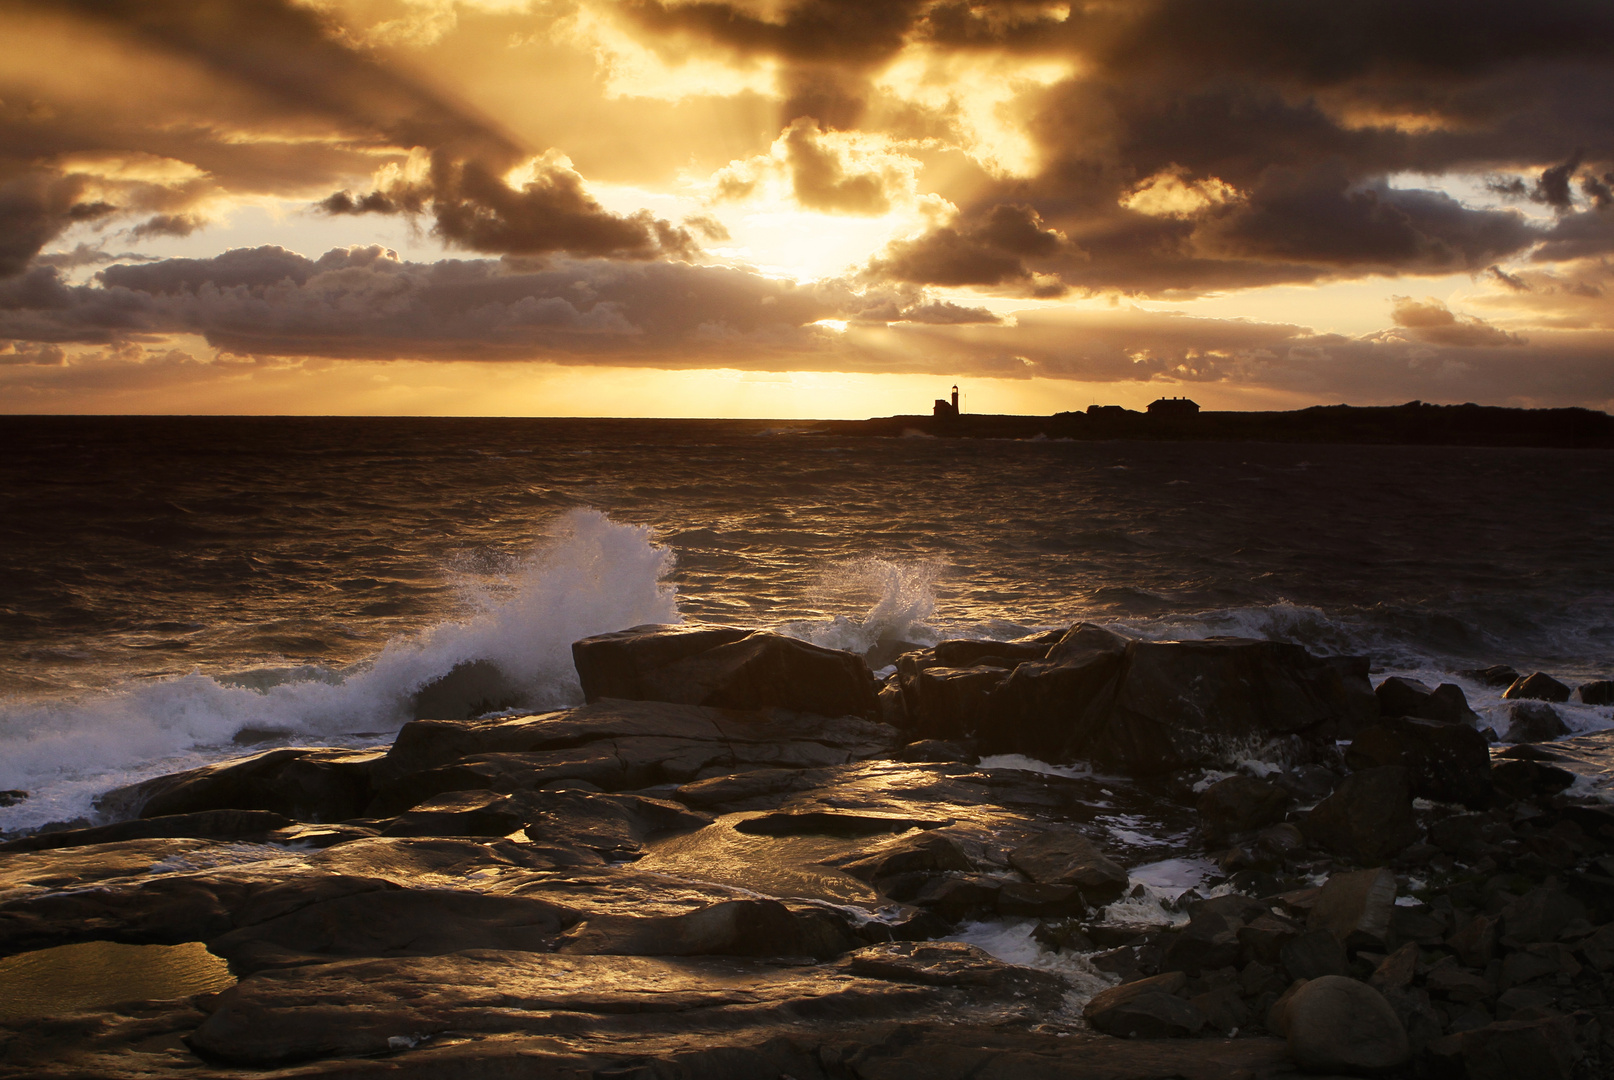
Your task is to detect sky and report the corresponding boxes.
[1,0,1612,417]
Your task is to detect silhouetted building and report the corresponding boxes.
[934,384,959,419]
[1087,404,1128,418]
[1147,397,1200,417]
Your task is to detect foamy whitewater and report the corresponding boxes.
[2,416,1612,833]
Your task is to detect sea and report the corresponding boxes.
[2,415,1612,836]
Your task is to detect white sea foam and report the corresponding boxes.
[781,557,942,655]
[977,754,1093,779]
[1127,857,1219,902]
[0,510,679,833]
[946,917,1115,1013]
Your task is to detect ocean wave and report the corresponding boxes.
[0,510,679,833]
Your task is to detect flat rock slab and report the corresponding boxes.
[379,699,897,792]
[184,947,1061,1067]
[3,1003,1301,1080]
[0,837,579,958]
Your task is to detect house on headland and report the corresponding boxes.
[1086,404,1128,418]
[1147,396,1200,417]
[934,385,960,419]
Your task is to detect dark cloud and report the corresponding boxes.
[1076,1,1614,85]
[1200,170,1535,272]
[1532,208,1614,262]
[0,246,858,360]
[639,0,1608,296]
[872,168,1539,295]
[867,203,1068,288]
[129,213,205,239]
[323,153,696,260]
[0,0,529,274]
[1487,264,1530,291]
[1534,152,1583,209]
[0,172,117,277]
[1583,173,1614,208]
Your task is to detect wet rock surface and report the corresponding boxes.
[6,630,1614,1078]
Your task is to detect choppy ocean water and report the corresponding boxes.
[2,415,1612,833]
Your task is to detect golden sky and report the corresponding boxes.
[2,0,1612,416]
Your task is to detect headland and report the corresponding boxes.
[813,400,1614,448]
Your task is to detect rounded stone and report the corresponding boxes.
[1285,974,1409,1075]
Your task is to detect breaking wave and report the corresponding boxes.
[0,510,679,833]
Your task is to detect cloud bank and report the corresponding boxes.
[1,0,1611,410]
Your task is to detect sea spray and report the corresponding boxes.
[406,508,679,706]
[0,509,679,833]
[781,557,943,655]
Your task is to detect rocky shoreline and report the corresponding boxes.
[3,623,1613,1078]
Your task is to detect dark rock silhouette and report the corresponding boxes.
[572,623,880,720]
[818,401,1614,448]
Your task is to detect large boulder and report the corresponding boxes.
[1344,717,1493,807]
[1375,676,1434,718]
[571,624,880,720]
[1282,975,1409,1074]
[1161,894,1271,975]
[982,630,1377,774]
[1491,759,1576,802]
[1577,680,1614,706]
[1464,665,1522,688]
[1418,683,1481,725]
[902,624,1124,758]
[977,633,1128,759]
[1082,971,1207,1038]
[1504,702,1570,743]
[904,665,1010,740]
[1197,775,1293,845]
[1006,829,1129,905]
[96,748,382,822]
[1083,639,1377,775]
[1308,867,1396,948]
[1374,678,1478,724]
[1302,766,1419,863]
[1504,672,1572,703]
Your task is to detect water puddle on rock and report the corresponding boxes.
[0,940,235,1021]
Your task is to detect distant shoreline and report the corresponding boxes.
[809,401,1614,449]
[4,405,1613,449]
